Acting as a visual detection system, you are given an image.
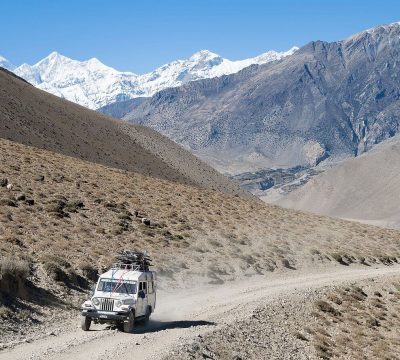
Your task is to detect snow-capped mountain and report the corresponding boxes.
[8,47,297,109]
[14,52,141,110]
[134,48,298,97]
[0,55,15,71]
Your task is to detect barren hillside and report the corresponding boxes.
[1,138,400,297]
[279,135,400,229]
[0,68,248,199]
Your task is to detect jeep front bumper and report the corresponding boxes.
[81,309,129,321]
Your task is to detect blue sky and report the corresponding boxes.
[2,0,400,73]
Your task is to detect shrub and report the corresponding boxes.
[40,254,71,269]
[0,198,17,207]
[111,226,123,235]
[79,263,98,282]
[0,306,12,319]
[366,317,380,328]
[64,200,84,213]
[316,300,341,316]
[0,257,30,280]
[281,258,295,269]
[43,262,69,282]
[294,331,309,341]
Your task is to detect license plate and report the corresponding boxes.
[99,315,107,319]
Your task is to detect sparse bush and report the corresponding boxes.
[0,306,12,319]
[366,317,380,328]
[316,300,340,316]
[209,239,223,248]
[331,253,347,265]
[294,331,308,341]
[327,293,342,305]
[43,262,69,282]
[64,200,84,213]
[0,198,17,207]
[281,258,295,269]
[40,254,71,269]
[0,258,30,281]
[79,263,98,282]
[117,212,132,221]
[16,194,26,201]
[111,226,123,235]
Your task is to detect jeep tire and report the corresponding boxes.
[143,306,151,325]
[123,311,135,333]
[81,316,91,331]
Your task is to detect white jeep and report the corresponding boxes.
[80,251,156,332]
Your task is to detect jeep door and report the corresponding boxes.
[137,281,148,316]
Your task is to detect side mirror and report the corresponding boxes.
[90,284,96,297]
[138,290,145,299]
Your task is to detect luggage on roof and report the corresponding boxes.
[112,250,152,271]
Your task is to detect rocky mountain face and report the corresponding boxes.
[7,48,297,110]
[123,22,400,173]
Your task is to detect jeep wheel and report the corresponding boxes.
[123,311,135,333]
[143,306,151,325]
[81,316,91,331]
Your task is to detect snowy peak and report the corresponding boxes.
[5,47,297,109]
[189,50,221,61]
[345,20,400,43]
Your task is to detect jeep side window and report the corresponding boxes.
[139,282,147,293]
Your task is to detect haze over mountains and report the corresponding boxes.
[1,47,297,110]
[117,22,400,174]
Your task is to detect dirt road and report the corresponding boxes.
[2,265,400,360]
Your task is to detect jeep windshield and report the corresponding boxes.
[97,279,137,295]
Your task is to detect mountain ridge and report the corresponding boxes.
[121,21,400,174]
[4,47,297,109]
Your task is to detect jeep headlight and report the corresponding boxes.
[115,300,122,308]
[92,297,100,306]
[83,300,93,308]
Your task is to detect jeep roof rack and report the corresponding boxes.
[111,250,152,272]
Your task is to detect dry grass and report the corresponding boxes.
[306,279,400,359]
[1,137,400,303]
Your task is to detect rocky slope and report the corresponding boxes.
[8,47,297,110]
[123,22,400,173]
[278,134,400,229]
[0,68,249,198]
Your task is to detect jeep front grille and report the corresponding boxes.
[99,298,114,312]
